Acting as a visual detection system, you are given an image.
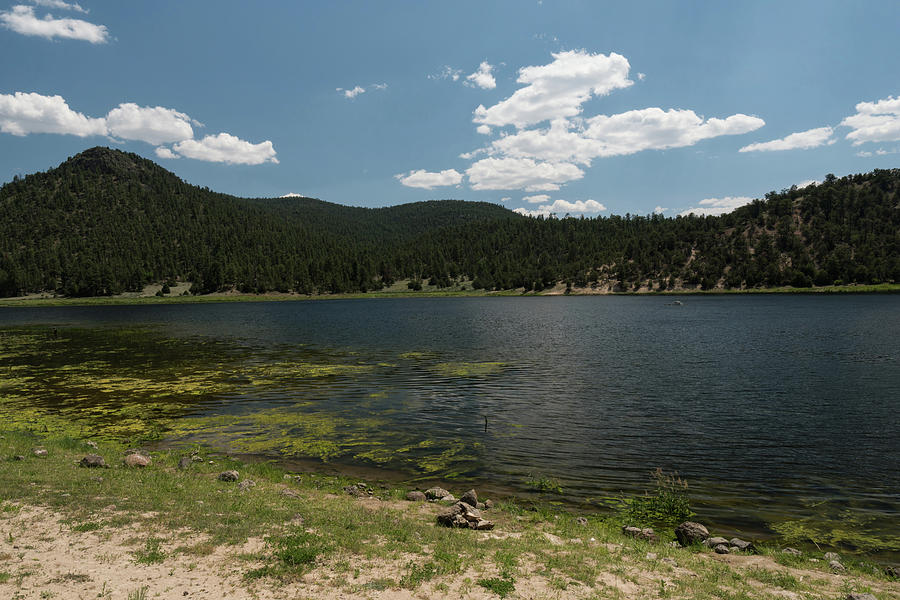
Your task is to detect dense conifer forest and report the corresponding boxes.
[0,147,898,297]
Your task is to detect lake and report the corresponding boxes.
[1,295,898,555]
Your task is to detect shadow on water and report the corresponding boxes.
[1,294,898,559]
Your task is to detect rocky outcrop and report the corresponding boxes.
[436,502,494,530]
[424,487,451,501]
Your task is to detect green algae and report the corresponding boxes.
[399,351,439,360]
[431,361,507,377]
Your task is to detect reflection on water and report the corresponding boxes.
[1,295,898,554]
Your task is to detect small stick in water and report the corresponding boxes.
[484,415,488,432]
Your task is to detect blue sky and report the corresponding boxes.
[2,1,900,217]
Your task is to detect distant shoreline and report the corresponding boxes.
[1,282,898,308]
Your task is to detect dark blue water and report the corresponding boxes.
[2,295,898,546]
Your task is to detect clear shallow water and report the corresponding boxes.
[1,296,898,553]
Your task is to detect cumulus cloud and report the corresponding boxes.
[106,103,195,145]
[0,91,106,136]
[472,50,633,129]
[476,124,491,135]
[795,179,819,188]
[841,96,900,145]
[499,196,511,202]
[678,196,753,217]
[394,168,463,189]
[466,157,583,191]
[654,205,667,214]
[522,194,551,204]
[31,0,86,13]
[514,198,606,217]
[739,126,835,152]
[489,109,764,164]
[0,4,108,43]
[466,62,496,90]
[154,146,177,159]
[172,133,278,165]
[280,192,305,198]
[1,91,277,165]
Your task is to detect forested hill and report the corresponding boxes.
[1,147,898,297]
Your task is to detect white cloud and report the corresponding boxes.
[0,4,108,43]
[489,109,764,164]
[795,179,818,188]
[739,126,835,152]
[30,0,86,13]
[154,146,177,159]
[172,133,278,165]
[372,83,388,90]
[473,50,633,129]
[515,198,606,217]
[499,196,511,202]
[429,66,462,82]
[522,194,551,204]
[106,103,194,145]
[466,157,583,191]
[394,168,462,189]
[678,196,753,217]
[841,96,900,145]
[476,124,491,135]
[280,192,305,198]
[466,61,496,90]
[0,91,106,137]
[654,205,667,214]
[339,85,366,99]
[637,72,646,81]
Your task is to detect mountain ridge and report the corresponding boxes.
[1,147,898,296]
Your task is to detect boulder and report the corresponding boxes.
[575,516,588,526]
[124,453,151,468]
[405,491,427,502]
[459,489,478,507]
[782,547,802,556]
[675,522,709,546]
[440,494,457,503]
[704,537,729,548]
[829,560,846,572]
[238,479,256,491]
[824,551,841,561]
[424,487,450,500]
[729,538,754,552]
[32,448,48,457]
[177,456,193,470]
[714,544,730,554]
[79,454,107,468]
[484,499,494,509]
[217,470,239,482]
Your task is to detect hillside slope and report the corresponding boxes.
[1,147,898,296]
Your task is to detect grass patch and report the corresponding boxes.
[745,566,802,591]
[477,576,515,598]
[0,572,10,583]
[70,521,103,532]
[132,537,166,565]
[623,468,693,527]
[526,474,563,494]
